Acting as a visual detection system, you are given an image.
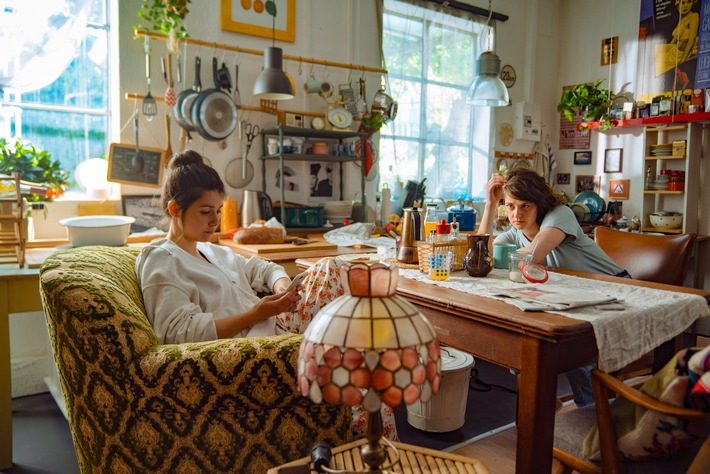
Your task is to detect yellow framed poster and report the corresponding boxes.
[221,0,295,43]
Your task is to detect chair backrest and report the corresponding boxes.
[594,226,696,286]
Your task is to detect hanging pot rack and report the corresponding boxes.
[134,30,388,75]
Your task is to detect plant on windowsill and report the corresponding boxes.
[557,79,619,131]
[135,0,192,52]
[0,137,70,204]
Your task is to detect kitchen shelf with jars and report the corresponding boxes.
[259,125,367,227]
[640,122,701,234]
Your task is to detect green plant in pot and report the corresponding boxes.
[136,0,192,52]
[557,79,616,131]
[0,137,70,202]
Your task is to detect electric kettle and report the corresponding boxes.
[240,190,273,227]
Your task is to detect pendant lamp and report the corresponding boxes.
[253,2,294,100]
[253,46,294,100]
[465,0,508,107]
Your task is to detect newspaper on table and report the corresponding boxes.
[487,284,622,312]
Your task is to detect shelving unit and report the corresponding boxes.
[260,125,367,227]
[0,173,26,266]
[641,123,701,234]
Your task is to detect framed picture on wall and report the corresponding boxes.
[265,161,305,204]
[121,195,165,232]
[220,0,296,42]
[575,175,601,194]
[574,151,592,165]
[609,179,630,200]
[556,173,570,185]
[604,148,623,173]
[307,162,340,202]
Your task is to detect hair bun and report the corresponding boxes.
[169,150,204,170]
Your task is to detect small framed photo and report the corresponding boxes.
[556,173,570,185]
[121,194,166,232]
[604,148,623,173]
[601,36,619,66]
[609,178,630,200]
[575,175,601,194]
[574,151,592,165]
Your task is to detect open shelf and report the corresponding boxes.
[641,226,683,234]
[584,111,710,130]
[643,190,684,195]
[644,155,685,160]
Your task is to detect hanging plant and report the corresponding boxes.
[135,0,192,53]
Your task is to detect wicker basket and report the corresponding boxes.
[417,239,468,273]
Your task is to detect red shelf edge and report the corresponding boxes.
[581,111,710,130]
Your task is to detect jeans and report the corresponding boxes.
[565,363,597,406]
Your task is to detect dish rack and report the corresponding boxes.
[417,239,467,273]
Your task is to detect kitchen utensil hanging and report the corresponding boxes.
[340,83,359,117]
[224,157,254,188]
[142,38,157,121]
[175,56,202,133]
[191,57,238,141]
[233,63,242,139]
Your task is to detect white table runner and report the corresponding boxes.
[399,268,710,372]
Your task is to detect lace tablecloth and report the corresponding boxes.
[399,268,710,372]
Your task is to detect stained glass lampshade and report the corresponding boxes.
[298,262,440,471]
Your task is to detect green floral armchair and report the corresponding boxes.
[39,245,351,473]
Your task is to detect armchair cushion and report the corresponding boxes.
[583,347,710,462]
[40,245,351,473]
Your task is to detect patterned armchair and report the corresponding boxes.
[39,245,351,473]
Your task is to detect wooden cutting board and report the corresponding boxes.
[220,238,337,255]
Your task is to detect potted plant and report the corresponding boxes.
[557,79,617,131]
[0,137,70,202]
[136,0,192,52]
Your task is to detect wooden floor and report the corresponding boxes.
[450,405,580,473]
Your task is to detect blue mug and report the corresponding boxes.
[493,243,517,269]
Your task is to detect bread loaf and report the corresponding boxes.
[233,226,284,244]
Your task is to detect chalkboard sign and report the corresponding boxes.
[107,142,166,187]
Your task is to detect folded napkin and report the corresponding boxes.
[324,223,395,248]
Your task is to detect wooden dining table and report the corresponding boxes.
[296,257,710,474]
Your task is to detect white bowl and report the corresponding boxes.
[59,215,135,247]
[649,213,682,230]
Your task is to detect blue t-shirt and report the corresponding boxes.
[494,205,623,275]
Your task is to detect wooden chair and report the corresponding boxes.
[553,368,710,474]
[595,227,699,378]
[594,226,696,286]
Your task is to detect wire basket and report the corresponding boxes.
[417,239,468,273]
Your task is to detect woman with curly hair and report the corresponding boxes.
[479,169,624,276]
[479,169,626,408]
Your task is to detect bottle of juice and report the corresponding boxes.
[221,196,239,233]
[424,204,440,238]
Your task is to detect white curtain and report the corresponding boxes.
[0,0,91,93]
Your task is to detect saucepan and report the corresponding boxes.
[191,58,238,141]
[371,90,398,121]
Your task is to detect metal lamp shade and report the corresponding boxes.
[465,51,509,107]
[253,46,294,100]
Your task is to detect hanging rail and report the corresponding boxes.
[134,30,388,75]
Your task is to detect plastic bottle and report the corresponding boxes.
[645,166,653,190]
[435,219,451,243]
[221,196,239,232]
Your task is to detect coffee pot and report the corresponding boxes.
[396,207,422,264]
[240,190,273,227]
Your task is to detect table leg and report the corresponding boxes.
[514,337,558,474]
[1,280,12,470]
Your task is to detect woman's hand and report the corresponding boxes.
[252,290,301,319]
[486,173,506,204]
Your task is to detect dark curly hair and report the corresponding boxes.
[502,169,567,226]
[161,150,224,219]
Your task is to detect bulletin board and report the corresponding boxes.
[107,143,165,188]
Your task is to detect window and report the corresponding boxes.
[380,0,493,201]
[0,0,114,193]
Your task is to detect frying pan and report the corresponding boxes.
[175,56,201,132]
[191,58,238,141]
[225,157,254,188]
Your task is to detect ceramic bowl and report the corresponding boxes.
[649,212,682,229]
[59,215,135,247]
